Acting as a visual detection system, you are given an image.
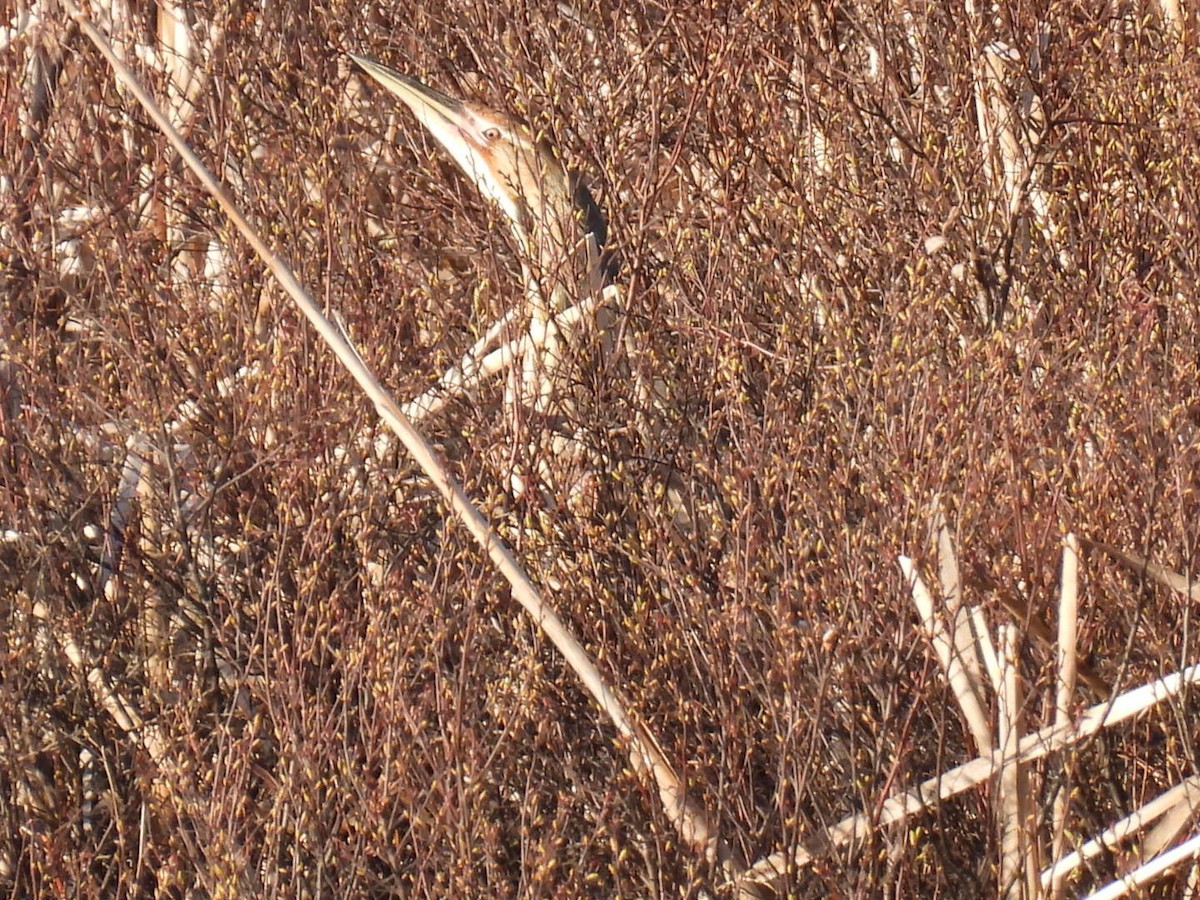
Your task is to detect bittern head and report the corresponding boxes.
[350,53,607,263]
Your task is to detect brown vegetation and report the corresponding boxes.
[2,0,1199,896]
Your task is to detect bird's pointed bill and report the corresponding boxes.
[350,52,531,230]
[350,54,464,117]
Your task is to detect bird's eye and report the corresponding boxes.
[482,127,502,142]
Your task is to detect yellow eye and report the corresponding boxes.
[482,127,502,141]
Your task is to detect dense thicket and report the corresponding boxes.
[2,1,1198,895]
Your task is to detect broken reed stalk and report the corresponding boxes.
[902,555,992,751]
[741,656,1200,888]
[1042,776,1200,892]
[1050,534,1080,898]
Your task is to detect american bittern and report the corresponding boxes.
[349,53,611,411]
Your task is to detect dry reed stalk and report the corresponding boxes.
[969,28,1074,321]
[1081,539,1200,601]
[30,599,167,764]
[1050,533,1081,898]
[1088,831,1200,900]
[902,555,992,751]
[1136,786,1200,874]
[932,502,993,737]
[996,623,1039,899]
